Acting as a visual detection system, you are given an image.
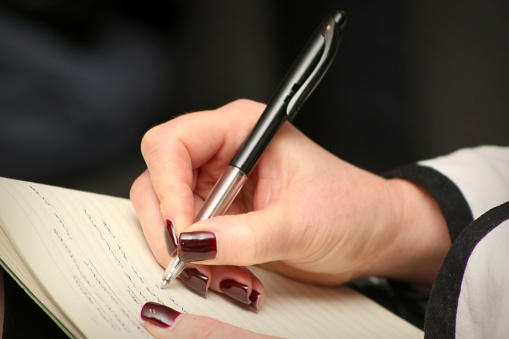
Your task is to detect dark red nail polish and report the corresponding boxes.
[249,289,262,310]
[179,267,209,297]
[219,279,250,304]
[141,302,181,328]
[165,220,178,256]
[178,231,217,262]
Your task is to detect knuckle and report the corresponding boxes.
[222,99,265,118]
[200,318,222,339]
[129,174,144,204]
[140,125,163,158]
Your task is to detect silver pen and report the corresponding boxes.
[161,10,347,288]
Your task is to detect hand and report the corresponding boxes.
[140,302,280,339]
[131,99,449,306]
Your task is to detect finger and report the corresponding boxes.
[140,100,265,233]
[130,170,171,267]
[177,264,211,297]
[177,204,295,267]
[178,265,265,310]
[209,265,265,310]
[140,302,278,339]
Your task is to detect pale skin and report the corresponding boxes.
[130,99,450,338]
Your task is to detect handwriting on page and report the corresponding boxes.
[27,183,187,336]
[2,178,424,338]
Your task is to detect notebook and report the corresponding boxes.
[0,177,423,338]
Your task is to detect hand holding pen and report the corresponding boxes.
[160,11,347,287]
[132,10,451,337]
[135,98,450,336]
[134,95,452,336]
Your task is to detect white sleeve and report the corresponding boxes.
[419,145,509,219]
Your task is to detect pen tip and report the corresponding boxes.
[160,278,171,289]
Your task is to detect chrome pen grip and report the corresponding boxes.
[160,165,247,288]
[195,165,248,221]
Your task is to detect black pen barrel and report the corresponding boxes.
[229,103,288,175]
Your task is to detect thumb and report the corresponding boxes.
[177,205,293,266]
[141,302,278,339]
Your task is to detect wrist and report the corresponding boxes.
[369,178,450,285]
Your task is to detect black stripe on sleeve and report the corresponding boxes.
[424,201,509,338]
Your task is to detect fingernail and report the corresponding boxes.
[219,279,250,305]
[141,302,181,328]
[178,231,217,262]
[249,289,262,310]
[165,220,178,256]
[179,267,209,297]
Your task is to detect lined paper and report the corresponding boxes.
[0,177,423,338]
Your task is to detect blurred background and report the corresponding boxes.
[1,0,509,335]
[1,0,508,197]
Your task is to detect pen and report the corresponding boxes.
[161,10,347,288]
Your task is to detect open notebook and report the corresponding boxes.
[0,177,423,338]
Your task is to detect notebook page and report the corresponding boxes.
[0,177,423,338]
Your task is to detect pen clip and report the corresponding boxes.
[286,11,346,120]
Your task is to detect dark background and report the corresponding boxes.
[1,1,509,336]
[1,0,508,197]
